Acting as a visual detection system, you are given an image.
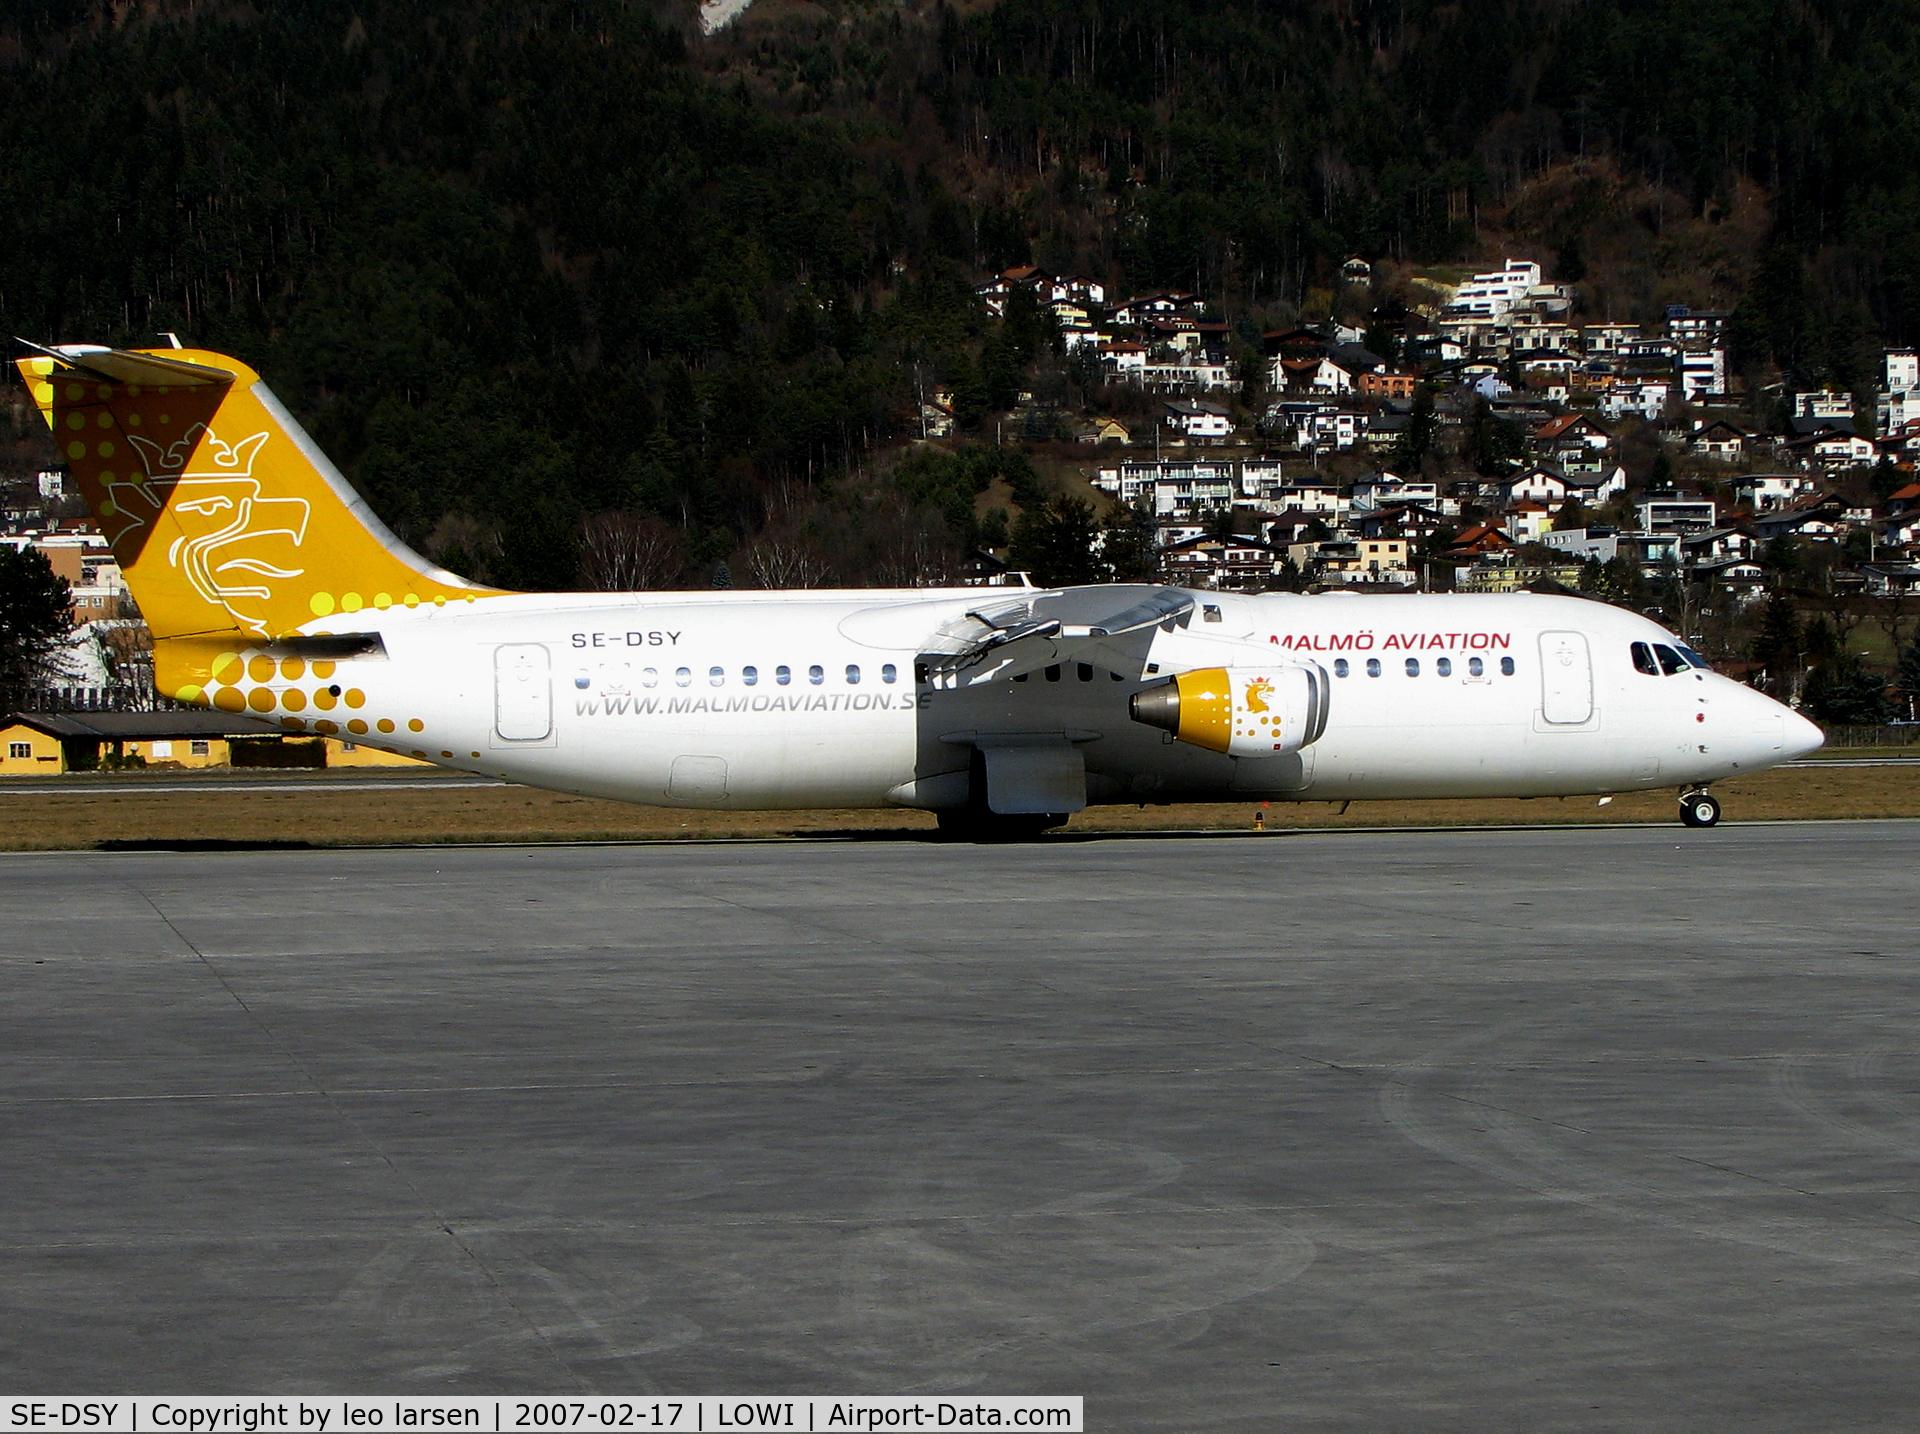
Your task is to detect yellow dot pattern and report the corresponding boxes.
[186,648,446,765]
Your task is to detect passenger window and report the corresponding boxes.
[675,667,692,687]
[1654,644,1689,676]
[846,664,861,684]
[808,665,824,685]
[1366,658,1381,677]
[1500,656,1515,676]
[1077,662,1093,681]
[1631,641,1658,675]
[1436,657,1452,677]
[742,665,758,686]
[709,666,725,686]
[775,665,791,686]
[1405,657,1420,677]
[641,668,658,688]
[882,664,897,684]
[1468,656,1483,677]
[1045,664,1061,682]
[1334,658,1349,677]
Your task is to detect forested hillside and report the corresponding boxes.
[4,0,1919,585]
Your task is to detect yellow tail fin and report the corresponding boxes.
[16,344,498,702]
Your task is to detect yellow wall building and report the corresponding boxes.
[0,721,66,774]
[0,711,429,773]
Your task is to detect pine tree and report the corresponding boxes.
[1894,639,1920,720]
[981,331,1022,412]
[0,546,73,693]
[1390,386,1436,470]
[947,351,990,431]
[1100,502,1158,583]
[1805,655,1894,726]
[1009,497,1102,587]
[1751,590,1804,697]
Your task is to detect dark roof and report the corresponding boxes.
[2,710,284,740]
[1787,415,1858,437]
[1326,343,1388,372]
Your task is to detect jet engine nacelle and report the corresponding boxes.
[1129,663,1329,757]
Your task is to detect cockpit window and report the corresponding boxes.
[1631,641,1659,676]
[1676,645,1711,669]
[1653,644,1690,676]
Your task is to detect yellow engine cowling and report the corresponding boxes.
[1129,664,1329,757]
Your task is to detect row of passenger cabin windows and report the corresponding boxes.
[1013,664,1128,683]
[1331,655,1515,679]
[1630,641,1710,676]
[582,663,899,689]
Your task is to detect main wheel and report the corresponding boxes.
[1679,793,1721,827]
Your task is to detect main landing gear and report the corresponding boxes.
[1679,789,1722,828]
[934,810,1068,842]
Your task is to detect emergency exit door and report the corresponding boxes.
[1537,630,1593,725]
[494,643,552,741]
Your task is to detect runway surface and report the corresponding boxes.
[4,824,1919,1429]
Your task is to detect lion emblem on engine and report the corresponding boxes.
[1244,677,1274,713]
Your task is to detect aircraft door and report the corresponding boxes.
[494,643,552,741]
[1537,631,1593,725]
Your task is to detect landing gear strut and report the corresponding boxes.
[1679,790,1721,828]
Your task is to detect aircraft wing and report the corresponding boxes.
[922,584,1195,682]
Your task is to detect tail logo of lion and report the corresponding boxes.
[114,424,311,636]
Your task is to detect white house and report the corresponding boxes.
[1736,473,1818,509]
[1687,420,1749,463]
[1599,381,1670,421]
[1878,388,1920,434]
[1580,324,1640,355]
[1095,460,1236,510]
[1502,500,1554,542]
[1784,430,1875,469]
[1268,354,1355,394]
[1666,309,1729,344]
[1505,466,1576,506]
[1542,527,1619,562]
[1678,347,1727,401]
[1163,399,1235,442]
[1351,474,1440,513]
[1795,391,1854,421]
[1443,259,1544,321]
[1638,499,1718,532]
[1143,362,1234,392]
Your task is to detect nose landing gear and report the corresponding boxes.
[1679,789,1721,827]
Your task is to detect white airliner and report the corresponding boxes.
[17,341,1823,833]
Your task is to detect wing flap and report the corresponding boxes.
[924,584,1194,682]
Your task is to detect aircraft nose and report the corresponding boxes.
[1783,706,1825,760]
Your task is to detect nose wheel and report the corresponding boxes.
[1679,790,1721,827]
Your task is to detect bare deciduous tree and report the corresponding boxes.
[578,511,685,591]
[1874,589,1917,658]
[867,499,959,587]
[741,532,831,589]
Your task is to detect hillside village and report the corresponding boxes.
[945,258,1920,703]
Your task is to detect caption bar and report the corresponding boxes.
[1,1403,1081,1434]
